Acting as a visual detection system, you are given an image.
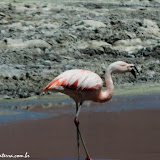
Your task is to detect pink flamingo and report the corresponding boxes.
[42,61,138,160]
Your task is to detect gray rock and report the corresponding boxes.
[3,95,11,99]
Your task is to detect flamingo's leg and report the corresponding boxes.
[74,103,93,160]
[76,103,80,160]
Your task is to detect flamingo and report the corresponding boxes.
[42,61,138,160]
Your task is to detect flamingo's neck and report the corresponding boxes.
[98,67,114,102]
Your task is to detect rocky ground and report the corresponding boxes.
[0,0,160,99]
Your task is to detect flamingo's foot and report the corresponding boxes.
[74,117,79,126]
[85,156,93,160]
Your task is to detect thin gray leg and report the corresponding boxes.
[76,103,80,160]
[75,103,91,159]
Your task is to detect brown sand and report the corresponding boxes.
[0,109,160,160]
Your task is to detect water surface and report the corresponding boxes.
[0,108,55,124]
[0,94,159,124]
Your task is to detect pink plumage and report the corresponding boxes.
[43,69,103,91]
[42,69,103,103]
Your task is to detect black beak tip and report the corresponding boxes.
[130,66,139,79]
[131,69,136,79]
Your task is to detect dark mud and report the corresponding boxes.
[0,0,160,99]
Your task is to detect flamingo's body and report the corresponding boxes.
[42,61,137,160]
[43,69,105,103]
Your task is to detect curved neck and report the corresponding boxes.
[105,69,114,97]
[98,68,114,102]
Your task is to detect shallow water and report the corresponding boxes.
[0,94,160,160]
[0,97,71,108]
[88,94,160,112]
[0,94,159,123]
[40,94,160,114]
[0,108,55,123]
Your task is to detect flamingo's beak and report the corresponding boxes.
[131,66,139,79]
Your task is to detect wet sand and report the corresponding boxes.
[0,106,160,160]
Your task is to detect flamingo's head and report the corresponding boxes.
[108,61,139,78]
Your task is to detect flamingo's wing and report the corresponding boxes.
[43,69,103,91]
